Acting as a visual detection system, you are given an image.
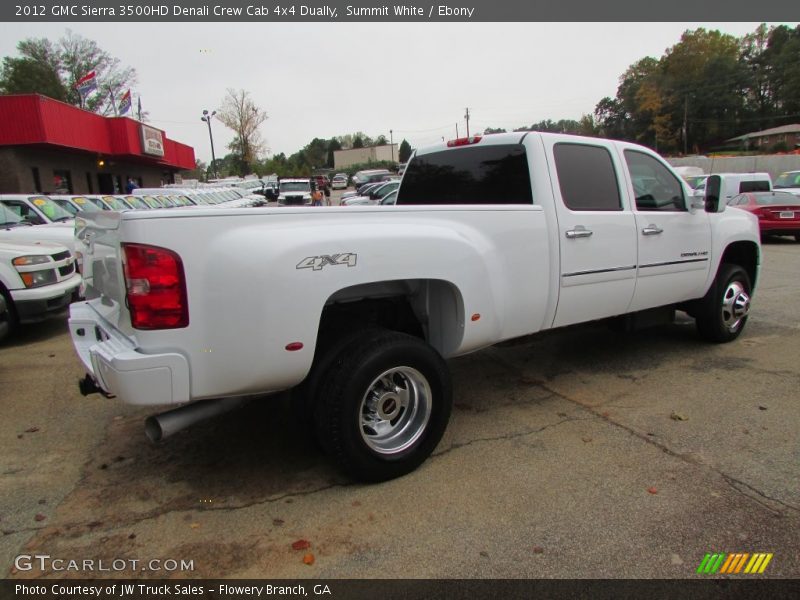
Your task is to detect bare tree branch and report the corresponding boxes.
[216,88,268,174]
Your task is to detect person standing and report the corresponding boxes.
[126,177,139,194]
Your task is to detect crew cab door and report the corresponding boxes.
[620,149,711,311]
[544,139,638,327]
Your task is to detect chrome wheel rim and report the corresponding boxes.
[721,280,750,333]
[359,366,432,455]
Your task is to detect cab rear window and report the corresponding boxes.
[397,144,532,205]
[739,181,770,193]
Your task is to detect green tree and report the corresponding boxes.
[483,127,507,134]
[352,135,364,148]
[326,138,342,167]
[182,159,207,181]
[398,140,412,163]
[761,25,800,121]
[0,57,66,100]
[302,138,329,170]
[659,28,747,152]
[0,31,137,116]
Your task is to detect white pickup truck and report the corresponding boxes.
[68,132,760,482]
[1,240,80,339]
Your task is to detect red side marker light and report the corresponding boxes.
[285,342,304,352]
[471,313,481,322]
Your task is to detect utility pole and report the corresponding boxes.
[683,96,688,155]
[108,87,118,116]
[464,107,470,137]
[201,110,218,180]
[456,122,459,138]
[390,129,394,162]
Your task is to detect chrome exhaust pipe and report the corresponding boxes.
[145,397,247,442]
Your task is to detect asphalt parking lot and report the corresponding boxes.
[1,224,798,579]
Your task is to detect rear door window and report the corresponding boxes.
[553,143,622,211]
[397,144,532,205]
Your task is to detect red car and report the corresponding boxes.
[728,191,800,241]
[312,175,329,191]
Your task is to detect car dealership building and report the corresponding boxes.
[0,94,195,194]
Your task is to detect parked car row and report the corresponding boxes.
[340,180,401,206]
[671,171,799,242]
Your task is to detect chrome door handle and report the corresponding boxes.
[642,225,663,235]
[565,226,593,239]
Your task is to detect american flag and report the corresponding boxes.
[118,89,132,115]
[74,71,97,96]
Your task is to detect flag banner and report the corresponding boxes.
[75,71,97,96]
[119,89,132,114]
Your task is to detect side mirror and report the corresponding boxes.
[705,175,723,213]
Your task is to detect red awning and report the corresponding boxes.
[0,94,195,170]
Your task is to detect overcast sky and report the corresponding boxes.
[1,22,796,164]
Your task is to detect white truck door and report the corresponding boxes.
[544,138,638,327]
[620,149,711,311]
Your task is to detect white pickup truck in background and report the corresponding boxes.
[69,132,760,482]
[0,239,80,340]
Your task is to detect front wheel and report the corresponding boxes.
[0,290,17,342]
[313,329,452,482]
[695,263,752,343]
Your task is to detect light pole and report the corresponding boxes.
[390,129,394,163]
[201,109,218,180]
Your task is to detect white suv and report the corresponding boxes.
[277,179,313,206]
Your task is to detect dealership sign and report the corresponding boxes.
[140,124,165,157]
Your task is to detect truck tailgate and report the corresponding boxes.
[74,211,129,331]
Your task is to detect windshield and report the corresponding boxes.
[280,182,311,193]
[123,196,149,209]
[28,196,74,222]
[101,195,129,210]
[189,193,213,205]
[157,196,178,207]
[754,192,800,205]
[373,182,399,198]
[140,195,163,209]
[171,195,192,206]
[70,197,102,212]
[84,197,107,210]
[52,199,79,215]
[0,204,26,227]
[774,172,800,188]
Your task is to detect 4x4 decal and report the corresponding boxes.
[296,253,358,271]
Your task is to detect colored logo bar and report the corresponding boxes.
[696,553,773,574]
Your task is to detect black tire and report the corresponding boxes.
[312,329,452,482]
[794,233,800,243]
[695,263,752,343]
[290,326,379,451]
[0,288,17,342]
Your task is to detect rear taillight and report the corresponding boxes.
[447,136,482,147]
[122,243,188,330]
